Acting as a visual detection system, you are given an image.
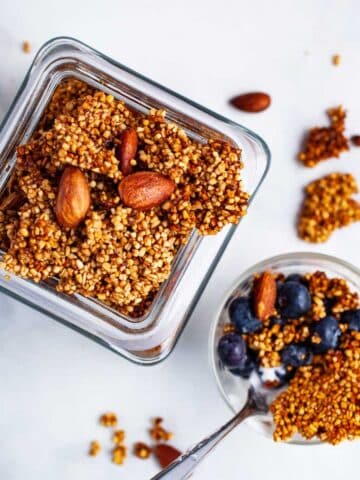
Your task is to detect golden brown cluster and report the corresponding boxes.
[271,333,360,444]
[298,106,349,167]
[0,78,248,317]
[307,270,359,319]
[100,412,118,427]
[89,440,101,457]
[298,173,360,243]
[149,417,173,442]
[112,445,127,465]
[133,442,153,460]
[94,412,128,465]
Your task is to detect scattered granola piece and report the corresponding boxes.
[89,440,101,456]
[112,445,127,465]
[298,173,360,242]
[149,418,173,442]
[298,106,349,167]
[351,135,360,146]
[22,41,31,54]
[112,430,125,445]
[332,54,341,66]
[133,442,152,459]
[100,412,118,427]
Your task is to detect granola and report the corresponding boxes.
[298,172,360,243]
[0,78,249,317]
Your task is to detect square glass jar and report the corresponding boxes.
[0,37,270,364]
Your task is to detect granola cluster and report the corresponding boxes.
[298,173,360,243]
[298,106,349,167]
[0,78,248,317]
[271,333,360,444]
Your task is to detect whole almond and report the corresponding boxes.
[116,128,138,175]
[55,167,91,228]
[118,171,175,210]
[253,271,277,321]
[351,135,360,146]
[153,444,182,469]
[230,92,271,113]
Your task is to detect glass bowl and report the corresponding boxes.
[0,37,270,365]
[209,252,360,444]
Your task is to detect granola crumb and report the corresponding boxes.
[298,106,349,167]
[100,412,118,427]
[149,417,173,442]
[112,445,127,465]
[133,442,152,459]
[22,41,31,54]
[112,430,125,445]
[298,172,360,243]
[89,440,101,456]
[332,54,341,66]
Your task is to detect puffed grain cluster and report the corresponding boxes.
[298,172,360,243]
[298,106,349,167]
[0,79,248,317]
[271,333,360,444]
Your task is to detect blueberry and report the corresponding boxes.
[229,297,262,333]
[229,351,256,379]
[218,333,247,368]
[285,273,305,284]
[341,309,360,332]
[281,344,312,368]
[310,316,341,353]
[277,281,311,318]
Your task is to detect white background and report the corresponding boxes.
[1,0,360,479]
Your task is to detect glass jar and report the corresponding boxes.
[0,37,270,364]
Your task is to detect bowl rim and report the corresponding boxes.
[209,251,360,445]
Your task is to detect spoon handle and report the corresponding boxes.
[150,400,256,480]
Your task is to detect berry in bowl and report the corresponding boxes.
[210,252,360,445]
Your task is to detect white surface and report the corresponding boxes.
[1,1,360,479]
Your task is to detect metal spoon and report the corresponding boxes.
[150,373,270,480]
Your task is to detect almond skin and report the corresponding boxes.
[230,92,271,113]
[118,171,175,210]
[351,135,360,147]
[55,167,91,228]
[153,444,182,469]
[116,128,138,175]
[253,271,277,321]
